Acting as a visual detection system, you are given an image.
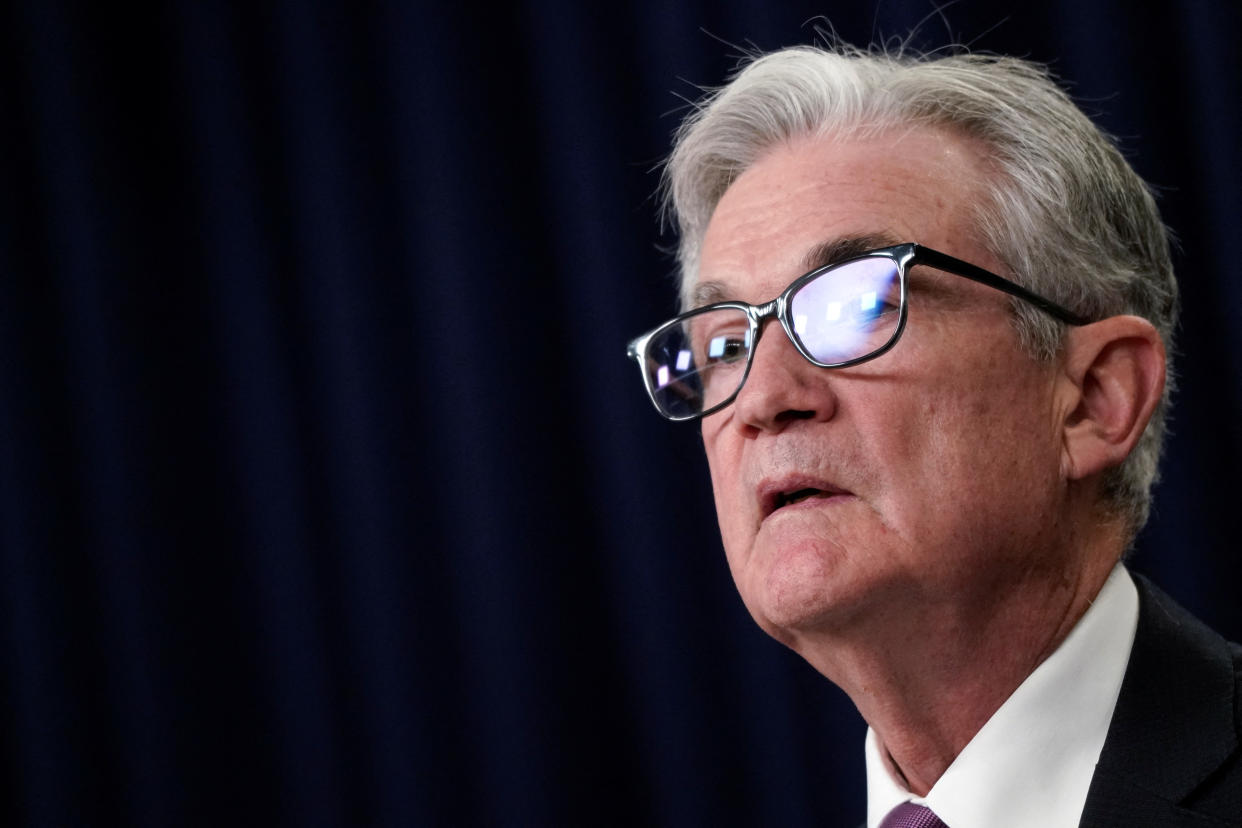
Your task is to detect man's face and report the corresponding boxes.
[697,128,1070,647]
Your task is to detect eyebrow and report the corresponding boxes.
[691,232,904,308]
[800,232,903,272]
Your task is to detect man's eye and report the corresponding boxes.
[704,334,749,364]
[853,297,898,324]
[796,293,897,336]
[826,291,898,327]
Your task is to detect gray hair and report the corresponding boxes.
[663,44,1178,537]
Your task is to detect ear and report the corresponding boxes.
[1059,315,1166,482]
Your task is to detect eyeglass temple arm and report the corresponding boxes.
[911,245,1091,326]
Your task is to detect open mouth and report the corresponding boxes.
[773,488,834,510]
[760,481,850,518]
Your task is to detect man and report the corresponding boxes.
[626,45,1241,826]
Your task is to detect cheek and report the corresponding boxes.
[870,370,1060,543]
[703,432,760,577]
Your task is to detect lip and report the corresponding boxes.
[757,474,853,520]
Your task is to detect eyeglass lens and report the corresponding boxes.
[643,256,902,418]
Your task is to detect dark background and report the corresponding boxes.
[2,1,1239,825]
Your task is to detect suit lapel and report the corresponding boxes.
[1079,573,1239,827]
[1080,772,1235,827]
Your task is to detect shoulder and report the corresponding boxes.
[1081,573,1242,826]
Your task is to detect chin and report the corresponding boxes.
[741,538,856,639]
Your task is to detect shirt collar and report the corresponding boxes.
[865,564,1139,828]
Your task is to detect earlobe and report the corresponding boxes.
[1060,316,1166,481]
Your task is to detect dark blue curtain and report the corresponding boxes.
[2,1,1239,824]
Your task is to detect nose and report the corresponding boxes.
[731,322,838,432]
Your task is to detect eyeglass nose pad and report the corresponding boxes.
[761,295,826,367]
[749,297,783,340]
[736,296,819,378]
[734,299,778,367]
[731,313,840,430]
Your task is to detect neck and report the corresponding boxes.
[794,535,1122,796]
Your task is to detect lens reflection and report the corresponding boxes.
[645,308,751,419]
[790,257,901,363]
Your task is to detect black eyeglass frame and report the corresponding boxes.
[625,242,1091,422]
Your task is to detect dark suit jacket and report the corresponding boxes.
[1079,573,1242,827]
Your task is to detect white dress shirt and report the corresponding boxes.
[865,564,1139,828]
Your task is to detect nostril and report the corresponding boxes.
[775,409,815,423]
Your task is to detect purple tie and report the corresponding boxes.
[878,802,947,828]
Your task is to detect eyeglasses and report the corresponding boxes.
[625,243,1090,421]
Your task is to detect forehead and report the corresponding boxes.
[696,127,992,301]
